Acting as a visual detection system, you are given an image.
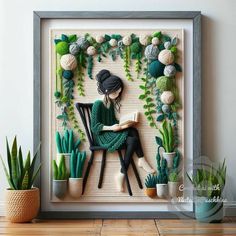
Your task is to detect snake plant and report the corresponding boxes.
[0,137,41,190]
[145,174,157,188]
[53,155,68,180]
[70,150,86,178]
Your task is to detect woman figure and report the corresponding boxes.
[91,69,155,192]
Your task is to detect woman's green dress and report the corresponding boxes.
[91,100,128,152]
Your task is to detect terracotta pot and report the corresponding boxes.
[69,178,83,198]
[168,182,179,198]
[53,180,67,199]
[163,152,176,168]
[5,187,40,223]
[156,184,168,198]
[145,188,156,198]
[57,153,71,174]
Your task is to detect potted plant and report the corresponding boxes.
[69,149,86,198]
[156,120,176,168]
[0,137,41,223]
[187,159,227,223]
[168,170,180,198]
[55,129,81,174]
[52,155,68,199]
[156,151,168,198]
[144,174,157,198]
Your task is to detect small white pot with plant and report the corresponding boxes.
[69,150,87,198]
[156,152,168,198]
[156,120,176,168]
[55,129,82,175]
[0,137,41,223]
[168,170,180,198]
[52,155,68,199]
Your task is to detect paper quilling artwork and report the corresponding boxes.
[50,28,184,203]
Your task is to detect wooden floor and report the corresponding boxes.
[0,217,236,235]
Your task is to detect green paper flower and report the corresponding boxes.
[56,41,69,55]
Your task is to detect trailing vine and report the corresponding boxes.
[123,46,133,81]
[87,55,93,79]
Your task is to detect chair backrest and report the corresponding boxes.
[75,103,94,146]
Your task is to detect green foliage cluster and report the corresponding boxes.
[0,137,41,190]
[187,159,227,198]
[156,149,168,184]
[145,174,157,188]
[70,150,86,178]
[53,155,67,180]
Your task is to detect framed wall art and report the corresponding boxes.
[34,11,201,218]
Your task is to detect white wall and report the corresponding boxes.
[0,0,236,214]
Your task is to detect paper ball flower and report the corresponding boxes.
[164,65,177,77]
[158,49,174,65]
[160,91,175,105]
[60,54,77,70]
[109,39,117,47]
[145,45,159,60]
[148,60,165,78]
[152,37,160,46]
[56,41,69,55]
[164,41,171,50]
[130,42,142,54]
[96,35,104,44]
[87,46,96,55]
[76,37,89,50]
[69,43,80,55]
[156,76,173,92]
[139,35,149,46]
[122,36,132,46]
[162,104,170,114]
[62,70,74,80]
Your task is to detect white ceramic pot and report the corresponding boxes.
[168,182,179,198]
[69,178,83,198]
[163,152,176,168]
[156,184,168,198]
[57,153,71,174]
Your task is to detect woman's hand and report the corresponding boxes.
[111,124,122,132]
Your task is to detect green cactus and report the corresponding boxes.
[0,136,41,190]
[53,155,68,180]
[70,150,86,178]
[145,174,157,188]
[55,129,81,154]
[156,148,168,184]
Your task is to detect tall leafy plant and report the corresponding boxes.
[0,137,41,190]
[70,150,86,178]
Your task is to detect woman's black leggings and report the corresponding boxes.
[120,127,144,173]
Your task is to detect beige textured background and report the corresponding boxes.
[50,29,184,202]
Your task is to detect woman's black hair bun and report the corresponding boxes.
[96,69,111,83]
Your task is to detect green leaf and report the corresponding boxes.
[68,34,77,43]
[54,39,61,44]
[171,37,178,46]
[161,35,171,43]
[146,97,152,103]
[139,94,146,100]
[21,171,29,190]
[11,137,18,189]
[157,114,165,122]
[174,63,182,72]
[139,85,145,90]
[155,136,163,147]
[61,34,69,42]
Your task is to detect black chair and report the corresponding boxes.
[75,102,143,196]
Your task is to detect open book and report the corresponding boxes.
[119,111,139,127]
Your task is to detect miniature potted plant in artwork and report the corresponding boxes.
[168,170,180,198]
[55,129,81,174]
[156,151,168,198]
[156,120,176,168]
[0,137,41,223]
[144,174,157,198]
[68,150,86,198]
[52,155,68,199]
[187,159,226,223]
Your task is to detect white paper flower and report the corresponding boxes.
[152,37,160,46]
[95,35,104,44]
[160,91,175,105]
[144,45,159,60]
[139,35,149,46]
[122,35,132,46]
[164,41,171,50]
[164,65,177,77]
[69,43,80,55]
[60,54,77,70]
[109,39,117,47]
[87,46,96,56]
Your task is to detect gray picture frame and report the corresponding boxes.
[33,11,201,219]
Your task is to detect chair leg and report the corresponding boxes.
[130,158,143,189]
[82,151,94,194]
[118,150,132,196]
[98,150,107,189]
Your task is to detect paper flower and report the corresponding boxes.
[60,54,77,70]
[160,91,175,105]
